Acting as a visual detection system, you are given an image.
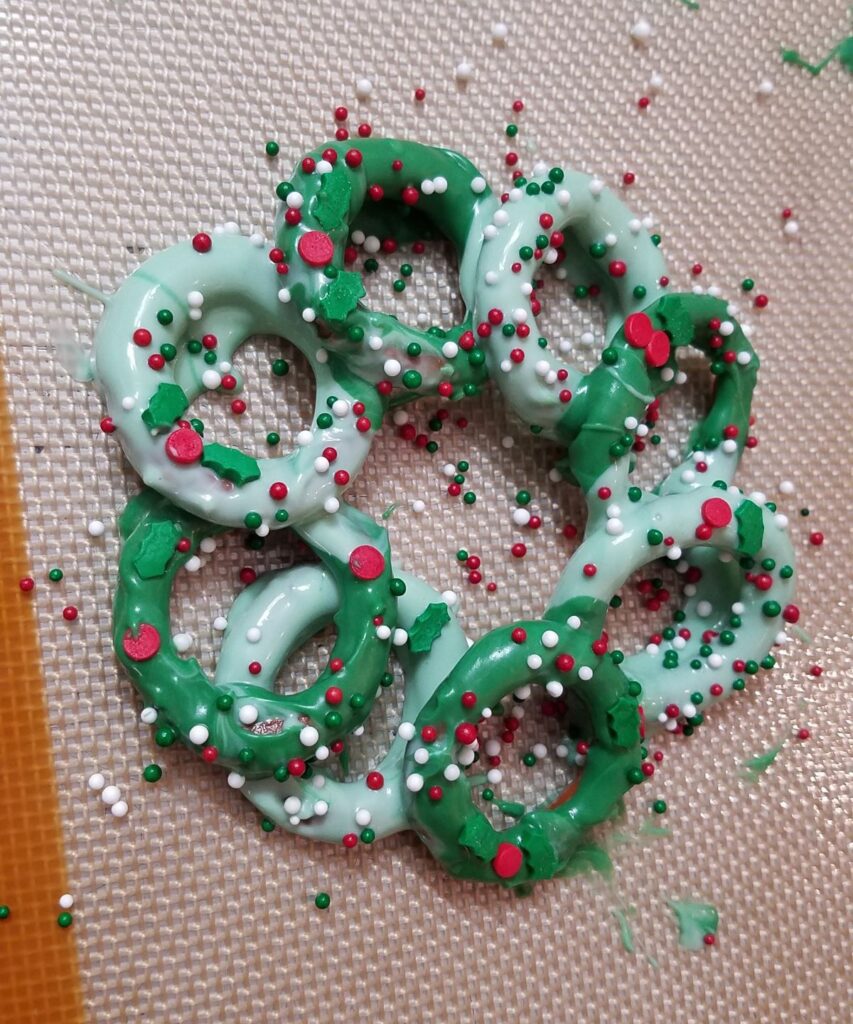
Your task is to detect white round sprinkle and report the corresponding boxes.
[101,785,121,806]
[605,519,624,536]
[383,358,402,377]
[212,616,228,632]
[87,772,105,791]
[376,624,391,640]
[458,747,476,766]
[355,808,372,827]
[546,681,564,698]
[406,774,424,792]
[246,626,261,644]
[526,654,543,670]
[455,61,473,82]
[397,722,416,741]
[487,769,503,785]
[188,724,209,745]
[140,706,158,724]
[299,726,319,747]
[58,894,74,909]
[302,308,316,323]
[110,800,128,818]
[470,176,487,194]
[392,628,409,647]
[356,77,373,99]
[314,456,330,474]
[578,666,593,681]
[412,499,426,514]
[313,800,329,816]
[441,590,458,607]
[567,615,582,630]
[414,747,429,765]
[227,772,245,789]
[757,78,775,95]
[444,764,461,781]
[283,796,301,815]
[87,519,105,537]
[631,18,653,43]
[324,497,340,514]
[238,704,259,726]
[541,630,559,649]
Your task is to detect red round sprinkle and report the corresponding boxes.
[461,691,477,708]
[754,294,769,308]
[201,745,218,762]
[582,563,597,577]
[703,934,716,946]
[334,106,348,121]
[192,233,212,253]
[349,545,386,580]
[782,604,800,623]
[555,654,574,672]
[62,605,78,622]
[334,469,350,486]
[366,771,384,790]
[297,231,335,267]
[608,260,627,278]
[428,786,443,802]
[147,353,165,370]
[287,758,306,778]
[414,87,426,102]
[809,531,824,546]
[133,328,152,347]
[797,728,810,741]
[269,482,288,500]
[248,661,261,676]
[701,497,732,528]
[455,723,477,745]
[401,186,419,205]
[344,149,363,168]
[511,542,527,559]
[421,725,437,743]
[342,832,358,848]
[511,627,527,644]
[19,576,35,592]
[122,623,160,661]
[492,842,523,879]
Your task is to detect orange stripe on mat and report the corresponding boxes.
[0,363,84,1024]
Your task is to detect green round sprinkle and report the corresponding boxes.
[652,799,667,814]
[627,680,642,697]
[780,565,794,579]
[350,693,366,709]
[457,460,470,472]
[762,600,781,617]
[663,651,679,669]
[347,325,364,343]
[690,692,704,706]
[690,659,702,670]
[274,509,289,523]
[519,245,534,261]
[589,241,607,259]
[265,140,280,157]
[244,512,262,530]
[57,912,73,928]
[190,418,204,435]
[761,558,776,571]
[522,752,536,767]
[682,724,694,737]
[745,660,760,675]
[142,764,163,783]
[271,358,289,376]
[541,180,555,194]
[462,383,478,396]
[187,339,202,354]
[516,490,531,506]
[650,233,661,246]
[325,710,342,729]
[628,486,642,502]
[360,827,375,844]
[719,630,736,645]
[574,285,589,299]
[426,441,439,453]
[429,418,443,432]
[482,788,494,801]
[273,765,289,782]
[611,650,625,665]
[662,627,676,641]
[525,182,540,196]
[732,678,746,691]
[601,347,618,366]
[261,818,275,832]
[610,595,623,608]
[741,278,754,292]
[389,578,407,596]
[364,257,379,273]
[238,748,255,765]
[156,309,173,326]
[506,123,518,137]
[203,350,218,365]
[276,181,293,200]
[650,434,661,445]
[266,432,280,446]
[400,264,413,278]
[48,568,63,582]
[317,412,333,429]
[160,343,177,361]
[467,348,485,366]
[0,906,9,920]
[314,892,331,910]
[246,535,264,551]
[633,285,647,299]
[406,343,421,359]
[549,167,565,183]
[699,644,713,657]
[380,671,394,688]
[647,529,663,546]
[502,323,516,336]
[155,726,176,747]
[456,549,469,562]
[215,693,234,711]
[535,234,549,249]
[402,370,422,389]
[393,279,405,292]
[627,767,645,785]
[463,491,476,505]
[761,654,776,670]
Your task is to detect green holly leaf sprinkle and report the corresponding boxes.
[735,500,764,557]
[318,271,365,323]
[141,382,189,431]
[133,520,182,579]
[201,443,261,486]
[407,602,451,654]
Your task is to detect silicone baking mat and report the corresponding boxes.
[1,1,851,1021]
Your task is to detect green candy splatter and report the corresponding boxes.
[739,739,786,782]
[667,899,719,950]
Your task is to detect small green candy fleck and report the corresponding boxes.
[699,644,713,657]
[741,278,754,292]
[732,678,746,691]
[482,788,494,801]
[275,181,293,200]
[691,692,704,705]
[244,512,262,530]
[522,752,536,767]
[502,323,516,336]
[468,348,486,367]
[610,595,623,608]
[261,818,275,832]
[745,660,760,675]
[457,460,470,472]
[650,233,661,246]
[574,285,589,299]
[215,693,234,711]
[156,309,173,326]
[190,418,204,435]
[652,800,667,814]
[519,245,534,261]
[627,679,642,697]
[628,486,642,502]
[601,347,618,365]
[663,651,679,669]
[780,565,794,579]
[187,339,202,354]
[57,912,73,928]
[549,167,565,183]
[160,343,177,361]
[48,568,63,582]
[325,710,342,729]
[0,905,10,920]
[347,325,364,343]
[611,650,625,665]
[463,491,476,505]
[516,489,531,505]
[271,358,289,376]
[426,441,439,453]
[238,748,255,764]
[761,654,776,670]
[364,257,379,273]
[314,892,331,910]
[690,659,703,670]
[265,140,280,157]
[142,764,162,783]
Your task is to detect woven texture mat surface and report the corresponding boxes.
[1,1,851,1021]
